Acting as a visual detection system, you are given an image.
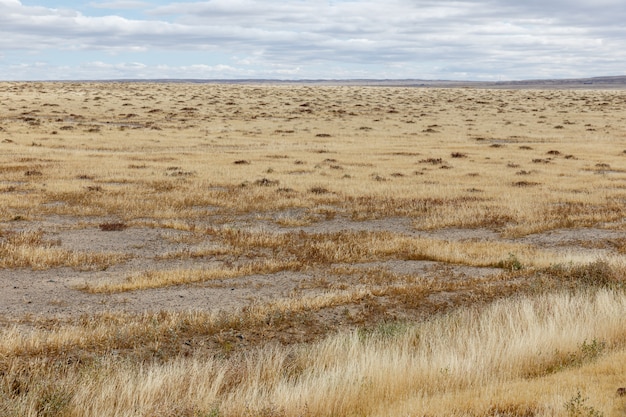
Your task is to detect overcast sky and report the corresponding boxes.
[0,0,624,81]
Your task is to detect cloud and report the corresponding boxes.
[89,1,150,9]
[0,0,625,80]
[0,60,280,80]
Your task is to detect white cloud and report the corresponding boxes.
[89,1,150,9]
[0,0,625,80]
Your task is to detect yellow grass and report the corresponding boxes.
[1,83,625,234]
[75,226,625,293]
[3,288,626,416]
[210,227,623,269]
[0,230,127,270]
[81,259,302,293]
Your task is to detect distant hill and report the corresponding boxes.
[70,75,626,89]
[484,75,626,89]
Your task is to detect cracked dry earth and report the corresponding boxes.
[1,214,624,320]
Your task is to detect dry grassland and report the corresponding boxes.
[1,82,626,416]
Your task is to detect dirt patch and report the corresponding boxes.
[415,227,501,241]
[3,214,622,321]
[0,267,313,318]
[514,228,626,257]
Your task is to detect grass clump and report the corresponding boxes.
[495,253,524,271]
[544,259,623,288]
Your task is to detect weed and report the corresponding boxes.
[564,391,603,417]
[485,404,538,417]
[206,407,223,417]
[309,186,330,194]
[358,321,410,341]
[254,178,279,187]
[36,385,72,417]
[541,339,607,376]
[419,157,443,164]
[512,181,540,187]
[496,253,523,271]
[579,339,606,361]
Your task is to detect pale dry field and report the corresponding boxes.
[1,82,626,416]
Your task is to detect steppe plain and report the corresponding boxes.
[1,82,626,416]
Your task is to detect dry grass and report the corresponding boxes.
[81,259,302,293]
[2,286,626,416]
[2,82,626,415]
[0,230,127,270]
[2,83,626,234]
[208,227,623,271]
[75,227,625,293]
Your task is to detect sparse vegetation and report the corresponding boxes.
[1,82,626,415]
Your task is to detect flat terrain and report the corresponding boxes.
[1,82,626,416]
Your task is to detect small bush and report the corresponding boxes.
[564,391,603,417]
[419,157,443,165]
[543,260,621,288]
[512,181,540,187]
[254,178,279,187]
[309,186,330,194]
[99,222,127,231]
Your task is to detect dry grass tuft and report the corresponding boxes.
[98,222,127,231]
[80,259,302,293]
[0,230,127,270]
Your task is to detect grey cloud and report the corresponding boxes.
[1,0,625,79]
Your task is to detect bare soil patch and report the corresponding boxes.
[0,216,621,320]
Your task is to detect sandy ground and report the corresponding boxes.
[1,213,623,319]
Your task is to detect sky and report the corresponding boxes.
[0,0,625,81]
